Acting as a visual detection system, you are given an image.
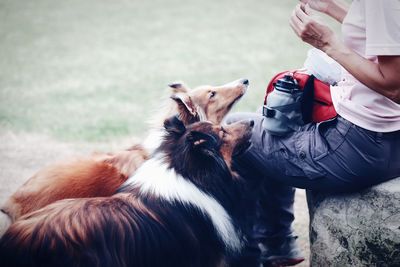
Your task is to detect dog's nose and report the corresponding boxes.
[241,79,249,85]
[249,120,254,127]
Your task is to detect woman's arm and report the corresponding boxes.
[327,43,400,103]
[300,0,349,23]
[290,4,400,103]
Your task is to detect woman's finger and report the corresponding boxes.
[290,10,304,34]
[304,3,314,16]
[291,15,309,40]
[289,19,301,37]
[295,3,310,22]
[291,9,304,27]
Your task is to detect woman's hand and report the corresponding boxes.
[290,4,341,52]
[299,0,333,14]
[290,3,400,103]
[300,0,349,23]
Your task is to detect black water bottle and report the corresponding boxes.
[262,74,304,135]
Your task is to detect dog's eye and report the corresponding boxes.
[209,91,216,98]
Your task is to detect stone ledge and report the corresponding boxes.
[307,177,400,267]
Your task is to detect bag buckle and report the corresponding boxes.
[262,105,276,118]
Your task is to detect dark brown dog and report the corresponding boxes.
[0,116,253,267]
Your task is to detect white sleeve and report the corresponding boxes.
[365,0,400,56]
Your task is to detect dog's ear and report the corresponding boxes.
[187,131,219,156]
[168,82,189,93]
[164,116,186,138]
[170,93,199,125]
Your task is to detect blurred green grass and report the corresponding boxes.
[0,0,339,142]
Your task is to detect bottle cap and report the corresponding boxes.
[275,74,299,92]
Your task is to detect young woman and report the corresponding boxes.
[230,0,400,266]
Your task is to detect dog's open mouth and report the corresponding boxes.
[227,93,245,111]
[227,99,238,111]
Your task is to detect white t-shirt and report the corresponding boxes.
[330,0,400,132]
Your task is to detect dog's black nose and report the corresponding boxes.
[249,120,254,127]
[242,79,249,85]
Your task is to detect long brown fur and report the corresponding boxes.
[2,145,148,222]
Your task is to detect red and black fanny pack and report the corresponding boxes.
[264,70,337,123]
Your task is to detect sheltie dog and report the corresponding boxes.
[0,116,254,267]
[1,79,249,222]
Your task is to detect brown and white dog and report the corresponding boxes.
[1,79,249,223]
[0,116,254,267]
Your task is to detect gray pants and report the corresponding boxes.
[226,113,400,253]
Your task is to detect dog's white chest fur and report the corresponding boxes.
[124,155,242,252]
[142,128,164,153]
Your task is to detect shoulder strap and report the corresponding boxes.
[301,75,315,124]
